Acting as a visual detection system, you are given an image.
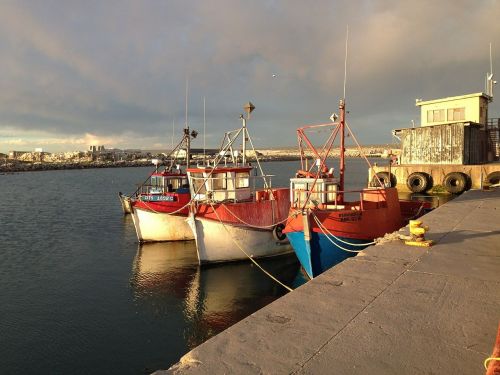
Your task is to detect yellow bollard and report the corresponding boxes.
[405,220,433,247]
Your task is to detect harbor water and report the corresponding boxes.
[0,159,438,374]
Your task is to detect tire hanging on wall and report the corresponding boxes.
[406,172,430,193]
[443,172,468,194]
[486,171,500,186]
[272,223,287,242]
[370,172,396,188]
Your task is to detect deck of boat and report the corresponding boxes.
[160,188,500,374]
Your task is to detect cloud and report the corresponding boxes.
[0,0,499,152]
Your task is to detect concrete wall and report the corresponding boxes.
[369,163,500,192]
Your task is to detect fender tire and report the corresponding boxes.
[486,171,500,186]
[406,172,429,193]
[370,172,396,188]
[272,223,287,242]
[443,172,468,194]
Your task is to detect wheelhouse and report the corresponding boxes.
[290,177,339,208]
[187,166,257,202]
[138,170,189,200]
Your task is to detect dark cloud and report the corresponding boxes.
[0,0,499,151]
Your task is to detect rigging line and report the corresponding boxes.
[209,202,293,292]
[128,135,188,197]
[246,131,273,193]
[344,122,384,188]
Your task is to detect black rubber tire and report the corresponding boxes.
[406,172,429,193]
[370,172,396,187]
[272,224,287,242]
[443,172,468,194]
[486,171,500,186]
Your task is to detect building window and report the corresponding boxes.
[427,109,445,123]
[447,107,465,122]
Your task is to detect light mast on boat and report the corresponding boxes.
[338,25,349,204]
[241,101,255,165]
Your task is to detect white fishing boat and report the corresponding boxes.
[186,103,292,264]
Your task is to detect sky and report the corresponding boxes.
[0,0,499,153]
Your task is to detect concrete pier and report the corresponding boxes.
[162,188,500,374]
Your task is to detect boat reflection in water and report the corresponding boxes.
[130,241,303,349]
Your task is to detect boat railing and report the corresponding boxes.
[291,187,388,210]
[189,173,275,202]
[137,183,189,195]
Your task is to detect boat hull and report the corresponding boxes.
[286,230,370,279]
[132,206,194,242]
[188,215,292,264]
[285,188,404,278]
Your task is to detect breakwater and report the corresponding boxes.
[0,159,154,173]
[1,146,394,173]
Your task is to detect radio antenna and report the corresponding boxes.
[343,25,349,100]
[486,42,496,100]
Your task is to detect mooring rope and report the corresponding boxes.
[220,202,289,229]
[311,212,375,253]
[208,202,293,292]
[484,357,500,370]
[137,197,192,216]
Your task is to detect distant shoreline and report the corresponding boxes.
[0,154,389,174]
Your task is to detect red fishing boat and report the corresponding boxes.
[123,127,198,242]
[186,103,291,264]
[284,98,429,278]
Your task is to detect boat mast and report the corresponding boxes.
[339,99,346,202]
[185,78,191,169]
[339,26,349,202]
[242,102,255,165]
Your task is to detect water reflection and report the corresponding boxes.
[130,242,302,349]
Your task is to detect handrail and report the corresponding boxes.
[291,186,391,210]
[188,173,278,203]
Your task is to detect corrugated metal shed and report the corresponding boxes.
[394,123,487,165]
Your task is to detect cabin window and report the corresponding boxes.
[292,182,307,206]
[151,176,164,187]
[235,172,250,188]
[191,173,206,194]
[309,183,323,204]
[326,184,338,202]
[447,107,465,122]
[212,173,227,190]
[427,109,445,123]
[165,178,181,192]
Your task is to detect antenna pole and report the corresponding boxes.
[172,117,175,149]
[203,96,206,165]
[185,78,191,168]
[339,26,348,203]
[490,42,493,77]
[242,115,247,165]
[343,25,349,100]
